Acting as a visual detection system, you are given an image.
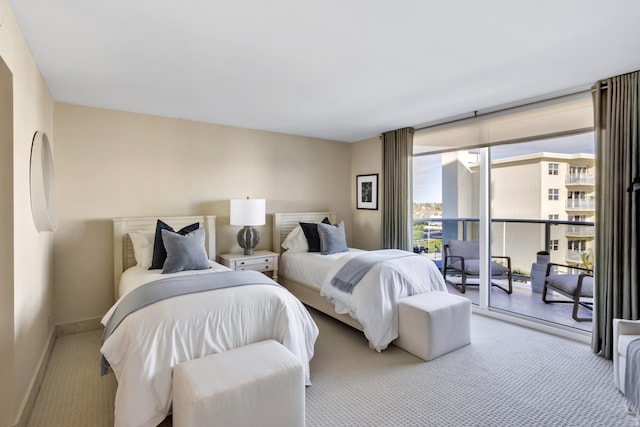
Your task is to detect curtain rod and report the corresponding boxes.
[414,86,596,133]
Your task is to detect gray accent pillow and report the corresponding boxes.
[161,227,211,274]
[318,221,348,255]
[149,220,200,269]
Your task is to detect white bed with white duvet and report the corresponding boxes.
[102,216,319,427]
[273,212,447,352]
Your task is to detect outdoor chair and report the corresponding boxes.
[443,240,513,294]
[541,263,593,322]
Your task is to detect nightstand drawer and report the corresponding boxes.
[218,250,279,280]
[236,256,275,267]
[236,262,273,272]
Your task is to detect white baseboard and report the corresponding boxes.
[55,317,103,337]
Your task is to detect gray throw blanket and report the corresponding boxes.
[626,338,640,412]
[330,249,416,294]
[101,270,281,375]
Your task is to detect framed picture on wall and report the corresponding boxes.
[356,174,378,210]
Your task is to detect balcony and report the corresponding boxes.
[566,199,595,211]
[413,217,594,333]
[565,224,595,237]
[442,278,592,332]
[565,174,595,186]
[565,249,594,264]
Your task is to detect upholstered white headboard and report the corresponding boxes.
[112,215,216,300]
[272,212,337,255]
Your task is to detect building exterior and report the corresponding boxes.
[442,151,595,274]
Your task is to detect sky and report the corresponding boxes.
[413,132,595,203]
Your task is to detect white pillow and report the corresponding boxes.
[128,231,155,268]
[281,225,309,253]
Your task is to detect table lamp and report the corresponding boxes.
[230,198,266,255]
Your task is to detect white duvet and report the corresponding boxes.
[320,251,446,351]
[101,266,319,427]
[279,248,365,289]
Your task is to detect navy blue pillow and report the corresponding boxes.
[299,217,331,252]
[149,220,200,269]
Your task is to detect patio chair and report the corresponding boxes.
[443,240,513,294]
[541,263,593,322]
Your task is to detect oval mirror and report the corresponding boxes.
[29,131,58,231]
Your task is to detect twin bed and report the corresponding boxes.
[272,212,447,351]
[101,213,446,426]
[103,216,318,427]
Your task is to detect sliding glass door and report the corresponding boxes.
[488,134,595,331]
[412,94,595,332]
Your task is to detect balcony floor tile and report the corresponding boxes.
[445,280,592,332]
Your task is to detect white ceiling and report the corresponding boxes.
[7,0,640,142]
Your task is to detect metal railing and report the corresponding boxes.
[565,174,595,185]
[413,217,595,271]
[566,250,584,263]
[566,199,595,210]
[565,224,595,236]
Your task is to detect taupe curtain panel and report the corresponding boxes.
[381,127,414,251]
[592,70,640,359]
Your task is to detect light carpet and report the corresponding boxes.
[27,308,633,426]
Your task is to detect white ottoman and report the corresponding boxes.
[395,291,471,361]
[172,340,305,427]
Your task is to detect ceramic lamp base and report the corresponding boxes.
[237,226,260,255]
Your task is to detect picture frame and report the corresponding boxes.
[356,174,378,210]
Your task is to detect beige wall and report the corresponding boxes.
[0,54,14,427]
[350,137,382,250]
[1,2,384,422]
[52,104,353,323]
[0,0,56,425]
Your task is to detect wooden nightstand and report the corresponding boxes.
[218,250,279,280]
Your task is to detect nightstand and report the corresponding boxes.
[218,250,279,280]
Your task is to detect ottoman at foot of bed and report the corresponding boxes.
[395,291,471,361]
[172,340,305,427]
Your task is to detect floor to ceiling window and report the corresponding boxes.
[412,93,595,333]
[488,134,594,331]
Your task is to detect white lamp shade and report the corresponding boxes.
[230,199,266,226]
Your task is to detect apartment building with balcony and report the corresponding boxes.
[442,151,595,274]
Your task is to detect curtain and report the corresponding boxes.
[592,71,640,359]
[381,127,414,250]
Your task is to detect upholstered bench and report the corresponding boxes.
[172,340,305,427]
[613,319,640,394]
[395,291,471,361]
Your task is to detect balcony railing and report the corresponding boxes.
[565,174,595,185]
[413,217,595,271]
[566,199,595,210]
[565,224,595,236]
[413,216,595,331]
[566,250,585,263]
